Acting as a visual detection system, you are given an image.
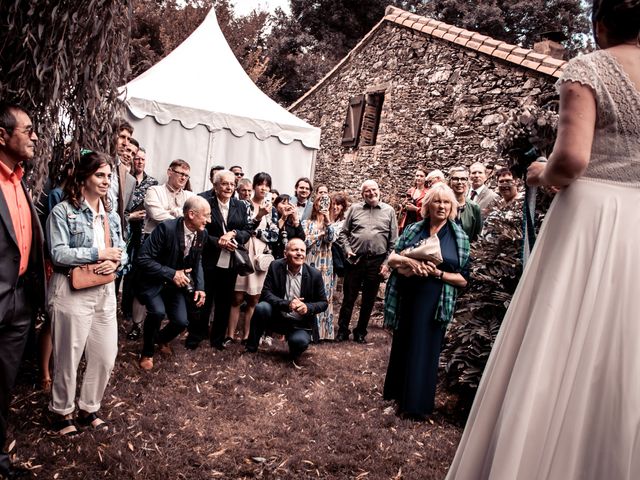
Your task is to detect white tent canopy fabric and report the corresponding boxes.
[120,8,320,193]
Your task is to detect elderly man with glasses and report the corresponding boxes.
[448,166,482,242]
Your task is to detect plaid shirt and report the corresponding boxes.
[383,220,470,330]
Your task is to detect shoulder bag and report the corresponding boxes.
[69,212,117,290]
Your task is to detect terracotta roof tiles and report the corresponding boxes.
[383,6,566,78]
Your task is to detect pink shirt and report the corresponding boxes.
[0,161,32,275]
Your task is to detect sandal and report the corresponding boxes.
[52,417,80,437]
[77,411,108,431]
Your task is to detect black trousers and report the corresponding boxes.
[0,284,30,476]
[246,302,311,357]
[141,286,199,358]
[186,267,237,348]
[337,255,385,338]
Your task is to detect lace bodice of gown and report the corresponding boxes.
[558,50,640,184]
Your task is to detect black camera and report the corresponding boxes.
[184,272,195,294]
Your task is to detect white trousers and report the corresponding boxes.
[47,273,118,416]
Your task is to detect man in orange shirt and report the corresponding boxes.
[0,102,45,479]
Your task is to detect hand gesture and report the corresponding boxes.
[99,247,123,262]
[218,232,237,251]
[173,268,192,288]
[526,161,547,187]
[289,297,308,316]
[94,259,119,275]
[193,290,206,307]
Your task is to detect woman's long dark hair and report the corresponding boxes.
[64,150,114,211]
[592,0,640,45]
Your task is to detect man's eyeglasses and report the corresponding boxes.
[170,169,190,179]
[2,125,36,136]
[450,177,469,183]
[234,172,244,177]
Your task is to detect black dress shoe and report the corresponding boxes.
[126,325,141,341]
[2,465,32,479]
[184,336,200,350]
[336,333,349,342]
[211,342,225,351]
[353,334,366,344]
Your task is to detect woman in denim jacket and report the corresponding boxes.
[46,151,126,436]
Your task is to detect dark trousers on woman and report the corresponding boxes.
[337,254,385,340]
[246,302,311,357]
[141,287,198,358]
[186,266,237,349]
[0,285,30,477]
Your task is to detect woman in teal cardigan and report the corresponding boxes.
[383,183,470,419]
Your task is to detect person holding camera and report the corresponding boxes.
[302,192,337,340]
[272,194,305,259]
[136,196,209,371]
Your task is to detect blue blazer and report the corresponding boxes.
[136,217,206,301]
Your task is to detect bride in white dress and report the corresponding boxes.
[446,1,640,479]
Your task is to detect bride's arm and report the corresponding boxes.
[528,82,596,188]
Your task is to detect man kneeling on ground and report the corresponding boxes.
[245,238,327,358]
[137,196,209,370]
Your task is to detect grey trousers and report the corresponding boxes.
[48,273,118,416]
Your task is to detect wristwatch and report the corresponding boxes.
[438,271,444,280]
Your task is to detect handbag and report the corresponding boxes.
[69,212,116,290]
[401,234,443,265]
[253,238,274,272]
[233,245,255,276]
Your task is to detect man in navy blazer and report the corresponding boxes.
[136,196,209,370]
[245,238,328,358]
[0,102,45,479]
[185,169,251,350]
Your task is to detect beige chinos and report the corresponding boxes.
[48,273,118,415]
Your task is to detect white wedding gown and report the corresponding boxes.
[447,50,640,479]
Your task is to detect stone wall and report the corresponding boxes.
[291,23,558,205]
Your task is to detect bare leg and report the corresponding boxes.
[227,291,245,339]
[242,295,260,340]
[39,320,53,391]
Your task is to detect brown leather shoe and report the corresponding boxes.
[139,356,153,371]
[158,343,173,355]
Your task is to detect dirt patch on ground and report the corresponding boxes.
[9,309,465,479]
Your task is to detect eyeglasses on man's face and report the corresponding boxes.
[450,176,469,183]
[170,168,190,179]
[234,172,244,177]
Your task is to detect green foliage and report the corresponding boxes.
[421,0,592,55]
[442,203,523,402]
[0,0,131,194]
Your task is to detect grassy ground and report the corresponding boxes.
[8,309,465,480]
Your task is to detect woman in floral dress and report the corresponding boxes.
[302,194,336,340]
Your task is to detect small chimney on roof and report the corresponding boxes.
[533,31,567,60]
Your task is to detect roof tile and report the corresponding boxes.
[443,32,458,42]
[536,64,562,77]
[478,44,497,56]
[506,53,526,65]
[431,28,448,40]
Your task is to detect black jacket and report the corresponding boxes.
[260,258,328,329]
[136,217,205,301]
[199,191,251,270]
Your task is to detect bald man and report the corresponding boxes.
[336,180,397,343]
[245,238,328,358]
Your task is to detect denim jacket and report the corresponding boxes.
[46,200,127,268]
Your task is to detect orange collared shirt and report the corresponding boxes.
[0,161,32,275]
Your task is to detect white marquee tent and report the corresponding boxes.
[120,8,321,193]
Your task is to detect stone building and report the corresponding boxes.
[289,6,567,203]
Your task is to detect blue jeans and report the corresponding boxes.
[246,302,311,357]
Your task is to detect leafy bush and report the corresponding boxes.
[441,103,557,409]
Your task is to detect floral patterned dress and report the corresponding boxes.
[302,219,336,340]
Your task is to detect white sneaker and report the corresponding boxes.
[260,335,273,347]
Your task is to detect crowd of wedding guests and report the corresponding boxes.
[1,110,524,461]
